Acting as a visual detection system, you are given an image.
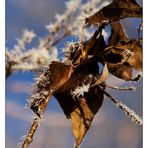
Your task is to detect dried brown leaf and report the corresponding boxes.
[103,46,130,68]
[118,40,142,71]
[105,20,142,81]
[47,61,74,89]
[71,87,104,148]
[72,27,103,65]
[54,57,104,147]
[30,61,73,116]
[108,21,128,46]
[103,40,142,81]
[88,34,107,56]
[110,63,133,81]
[85,0,142,26]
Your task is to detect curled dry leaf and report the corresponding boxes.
[106,21,142,81]
[72,25,104,65]
[88,34,107,56]
[85,0,142,26]
[30,61,73,117]
[54,57,105,147]
[103,46,131,69]
[64,23,107,66]
[118,40,142,71]
[109,40,142,81]
[71,34,107,67]
[109,63,133,81]
[108,21,128,46]
[109,22,142,71]
[104,43,142,81]
[45,61,74,89]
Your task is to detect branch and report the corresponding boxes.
[137,20,143,43]
[101,83,136,91]
[98,85,143,126]
[22,117,40,148]
[22,93,52,147]
[49,28,71,48]
[44,25,65,49]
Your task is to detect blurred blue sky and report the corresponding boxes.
[6,0,67,43]
[6,0,143,148]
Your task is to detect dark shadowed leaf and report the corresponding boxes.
[85,0,142,26]
[54,57,104,147]
[71,87,104,148]
[72,27,104,65]
[88,34,107,56]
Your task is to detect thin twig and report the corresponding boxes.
[98,85,143,126]
[22,93,52,148]
[22,117,40,148]
[137,20,143,43]
[42,25,65,49]
[101,83,136,91]
[79,25,85,58]
[49,29,70,48]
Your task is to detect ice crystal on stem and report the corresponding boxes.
[14,29,36,51]
[71,83,90,98]
[116,101,143,125]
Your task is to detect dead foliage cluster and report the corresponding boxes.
[21,0,142,147]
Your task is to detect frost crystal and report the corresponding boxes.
[71,84,90,98]
[22,29,36,42]
[55,13,65,23]
[65,0,80,12]
[14,29,36,51]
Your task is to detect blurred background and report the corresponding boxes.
[6,0,142,148]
